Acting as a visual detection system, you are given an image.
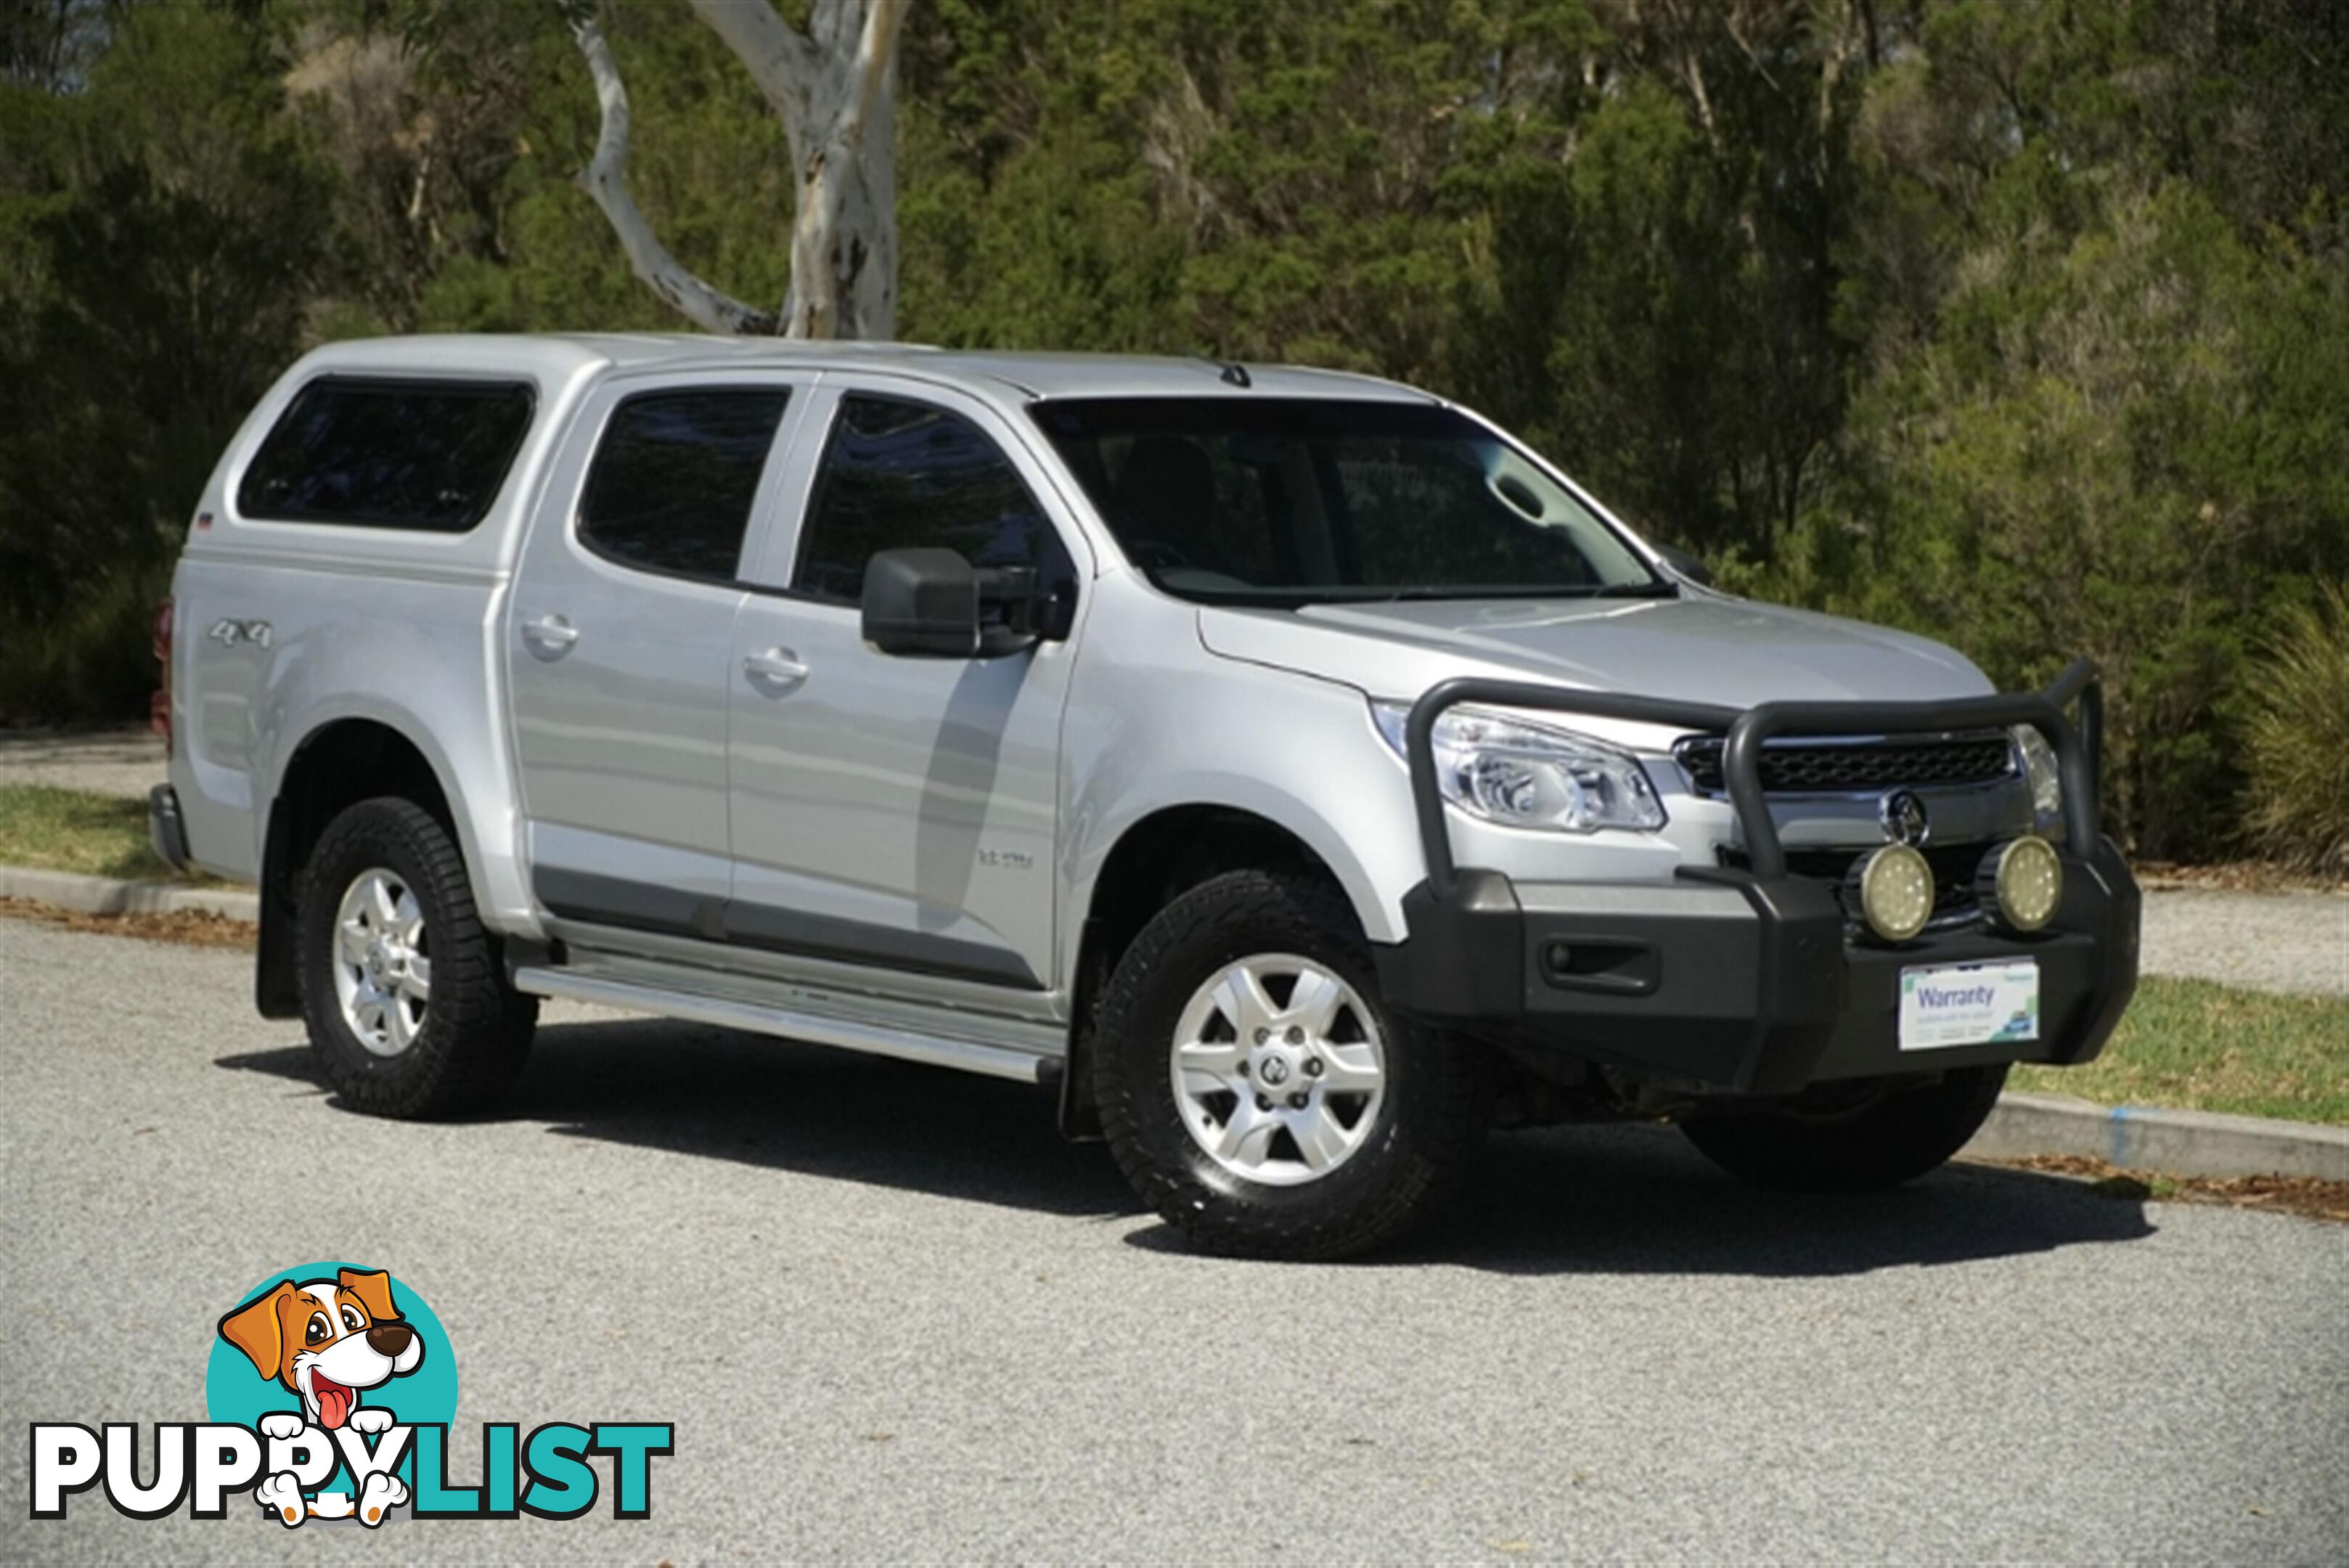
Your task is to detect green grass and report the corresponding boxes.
[2013,976,2349,1126]
[0,783,192,881]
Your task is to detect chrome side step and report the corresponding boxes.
[511,958,1062,1085]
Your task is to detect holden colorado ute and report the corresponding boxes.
[150,335,2140,1259]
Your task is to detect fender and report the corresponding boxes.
[253,695,541,1019]
[1061,772,1400,986]
[1056,639,1431,992]
[1052,777,1400,1142]
[261,697,530,928]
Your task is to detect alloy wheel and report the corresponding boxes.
[331,867,430,1057]
[1169,952,1387,1186]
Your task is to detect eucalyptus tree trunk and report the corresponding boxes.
[570,0,906,340]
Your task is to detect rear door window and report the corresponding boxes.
[577,388,793,582]
[238,377,535,531]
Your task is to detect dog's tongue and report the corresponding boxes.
[315,1378,353,1430]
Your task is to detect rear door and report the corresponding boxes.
[507,373,810,936]
[723,377,1087,992]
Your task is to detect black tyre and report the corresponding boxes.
[1093,870,1490,1260]
[296,797,537,1117]
[1677,1064,2009,1193]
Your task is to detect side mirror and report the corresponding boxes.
[1656,544,1714,588]
[861,547,1039,658]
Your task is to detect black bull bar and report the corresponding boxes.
[1404,658,2104,894]
[1380,659,2132,1096]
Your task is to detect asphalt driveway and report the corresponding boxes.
[4,916,2344,1563]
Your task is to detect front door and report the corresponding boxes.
[724,380,1086,992]
[508,375,807,935]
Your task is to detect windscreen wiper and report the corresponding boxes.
[1367,581,1678,603]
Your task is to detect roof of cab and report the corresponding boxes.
[287,332,1436,404]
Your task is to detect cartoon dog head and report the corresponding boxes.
[218,1269,424,1431]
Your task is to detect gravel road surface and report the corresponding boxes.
[0,727,165,801]
[2138,888,2348,997]
[4,916,2343,1564]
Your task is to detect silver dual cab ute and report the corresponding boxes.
[153,335,2140,1259]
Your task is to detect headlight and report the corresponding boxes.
[1373,701,1667,833]
[2012,724,2062,833]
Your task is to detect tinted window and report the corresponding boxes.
[796,395,1061,603]
[239,377,534,531]
[1032,398,1659,607]
[579,389,791,581]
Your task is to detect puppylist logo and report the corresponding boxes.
[30,1262,672,1527]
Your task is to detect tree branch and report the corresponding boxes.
[571,13,777,335]
[838,0,907,156]
[1723,6,1789,107]
[685,0,819,168]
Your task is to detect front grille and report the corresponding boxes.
[1675,732,2017,796]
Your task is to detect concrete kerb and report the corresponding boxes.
[0,864,258,922]
[1966,1092,2348,1182]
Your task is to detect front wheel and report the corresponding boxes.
[1092,870,1490,1260]
[1676,1064,2009,1193]
[295,797,537,1118]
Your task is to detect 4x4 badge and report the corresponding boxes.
[208,618,272,650]
[1879,789,1929,846]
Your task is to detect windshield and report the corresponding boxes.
[1031,397,1662,606]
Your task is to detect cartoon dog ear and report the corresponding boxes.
[219,1281,295,1380]
[338,1267,400,1324]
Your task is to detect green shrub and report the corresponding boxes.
[2242,580,2349,874]
[0,563,171,725]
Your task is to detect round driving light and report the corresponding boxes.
[1848,844,1935,943]
[1978,834,2064,934]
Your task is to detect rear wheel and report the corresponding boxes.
[1093,870,1489,1259]
[1677,1065,2008,1192]
[296,797,536,1117]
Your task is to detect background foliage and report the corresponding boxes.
[1,0,2342,860]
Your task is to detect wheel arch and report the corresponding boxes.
[255,713,480,1018]
[1057,800,1365,1138]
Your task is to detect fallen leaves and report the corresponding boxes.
[0,897,253,948]
[2000,1153,2349,1222]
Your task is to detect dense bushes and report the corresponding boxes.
[2244,583,2349,875]
[1747,182,2349,856]
[1,5,332,721]
[1,0,2341,862]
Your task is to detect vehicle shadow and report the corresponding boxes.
[216,1015,1140,1220]
[218,1016,2157,1275]
[1329,1122,2154,1277]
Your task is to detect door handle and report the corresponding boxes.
[743,647,809,688]
[521,613,579,655]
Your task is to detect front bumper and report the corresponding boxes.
[1378,660,2141,1095]
[1378,838,2140,1095]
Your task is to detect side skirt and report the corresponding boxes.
[510,945,1065,1085]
